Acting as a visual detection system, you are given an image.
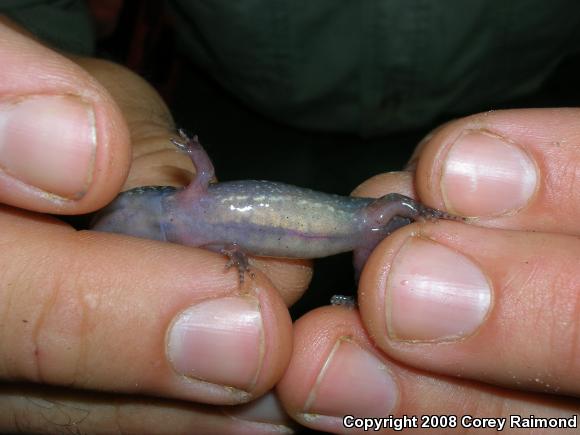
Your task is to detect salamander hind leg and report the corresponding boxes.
[366,193,464,227]
[354,194,464,279]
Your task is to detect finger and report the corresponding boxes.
[0,18,131,214]
[358,219,580,397]
[351,171,416,199]
[71,56,194,190]
[277,307,579,434]
[250,257,313,306]
[0,207,292,405]
[414,108,580,233]
[0,385,296,434]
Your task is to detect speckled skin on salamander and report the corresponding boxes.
[92,131,461,276]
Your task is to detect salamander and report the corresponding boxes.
[92,130,462,281]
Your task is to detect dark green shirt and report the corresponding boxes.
[5,0,580,135]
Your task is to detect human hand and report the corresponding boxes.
[0,18,311,433]
[277,109,580,433]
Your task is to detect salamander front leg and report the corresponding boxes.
[220,243,255,285]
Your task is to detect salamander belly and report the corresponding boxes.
[201,220,359,258]
[169,180,371,258]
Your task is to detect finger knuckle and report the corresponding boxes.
[0,254,90,387]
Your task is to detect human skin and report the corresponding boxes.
[277,112,580,433]
[1,15,579,435]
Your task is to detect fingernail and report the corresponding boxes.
[387,238,491,342]
[302,339,398,421]
[0,96,96,199]
[167,296,264,391]
[441,131,537,217]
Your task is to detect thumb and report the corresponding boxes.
[0,18,130,214]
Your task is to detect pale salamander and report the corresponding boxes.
[92,130,462,281]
